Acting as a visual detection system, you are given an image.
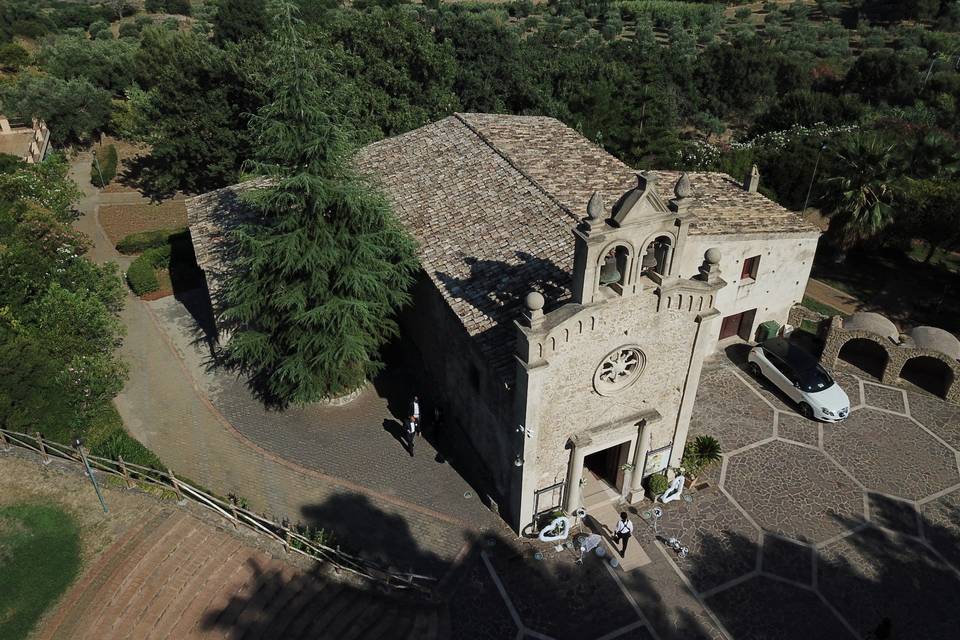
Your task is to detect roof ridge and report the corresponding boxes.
[453,113,582,224]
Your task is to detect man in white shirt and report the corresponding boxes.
[613,512,634,557]
[409,396,421,434]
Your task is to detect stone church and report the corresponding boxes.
[188,113,820,533]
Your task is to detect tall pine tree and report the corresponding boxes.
[222,0,418,405]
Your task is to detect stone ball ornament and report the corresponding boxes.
[525,291,545,311]
[594,345,647,396]
[705,247,721,265]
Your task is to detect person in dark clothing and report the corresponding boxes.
[405,415,417,457]
[613,512,634,557]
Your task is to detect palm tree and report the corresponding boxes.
[821,135,898,261]
[906,129,960,180]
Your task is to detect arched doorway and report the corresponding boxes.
[837,338,888,379]
[899,356,954,398]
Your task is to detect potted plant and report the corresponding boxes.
[680,435,722,486]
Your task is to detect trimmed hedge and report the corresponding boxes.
[126,255,159,295]
[92,144,118,187]
[126,244,172,295]
[116,226,186,254]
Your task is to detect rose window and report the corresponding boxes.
[594,346,646,395]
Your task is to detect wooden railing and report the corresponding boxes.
[0,427,436,594]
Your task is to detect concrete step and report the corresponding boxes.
[261,574,335,639]
[285,582,346,639]
[201,549,276,636]
[120,523,216,639]
[298,585,362,639]
[226,560,297,639]
[42,509,174,640]
[84,511,193,638]
[147,531,243,640]
[164,537,249,638]
[241,571,312,640]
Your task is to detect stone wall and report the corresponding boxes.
[399,272,516,508]
[821,316,960,404]
[682,232,819,345]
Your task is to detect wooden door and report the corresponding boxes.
[719,313,743,340]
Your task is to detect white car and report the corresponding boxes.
[747,338,850,422]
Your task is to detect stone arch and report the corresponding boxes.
[640,232,676,277]
[596,240,636,291]
[837,337,890,379]
[897,355,955,399]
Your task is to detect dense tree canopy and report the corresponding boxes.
[222,1,418,404]
[0,74,112,145]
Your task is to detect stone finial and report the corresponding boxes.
[636,171,656,192]
[674,172,692,200]
[524,290,545,326]
[585,191,604,228]
[698,248,722,284]
[744,165,760,193]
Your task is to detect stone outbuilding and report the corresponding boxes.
[0,115,50,164]
[188,113,822,533]
[821,313,960,403]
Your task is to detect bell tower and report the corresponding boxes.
[571,172,697,305]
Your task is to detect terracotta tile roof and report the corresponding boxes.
[189,113,818,382]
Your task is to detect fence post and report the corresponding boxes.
[0,430,11,452]
[36,432,51,465]
[167,469,187,505]
[282,525,291,553]
[118,456,134,489]
[229,503,239,529]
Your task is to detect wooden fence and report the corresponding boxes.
[0,427,436,595]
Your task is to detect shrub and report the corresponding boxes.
[645,473,669,498]
[126,254,160,295]
[116,227,186,254]
[88,19,110,38]
[681,435,723,478]
[118,21,140,39]
[92,144,118,187]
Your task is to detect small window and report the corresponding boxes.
[741,255,760,281]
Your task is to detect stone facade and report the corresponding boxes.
[511,173,725,529]
[682,233,818,346]
[821,315,960,404]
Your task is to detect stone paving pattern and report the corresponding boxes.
[818,528,960,639]
[724,440,864,543]
[689,367,774,452]
[705,576,853,640]
[823,408,959,500]
[683,356,960,639]
[775,413,819,446]
[861,383,906,413]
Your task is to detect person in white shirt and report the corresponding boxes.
[409,396,421,434]
[614,512,634,557]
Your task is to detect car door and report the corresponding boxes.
[764,352,802,400]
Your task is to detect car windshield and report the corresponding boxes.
[797,365,834,393]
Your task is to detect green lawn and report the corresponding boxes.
[0,503,81,640]
[801,295,845,318]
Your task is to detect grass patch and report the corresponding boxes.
[801,295,844,318]
[0,502,81,640]
[116,226,187,254]
[84,402,164,470]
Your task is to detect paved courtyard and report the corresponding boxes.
[669,355,960,639]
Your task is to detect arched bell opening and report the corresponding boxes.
[598,245,632,292]
[641,235,673,278]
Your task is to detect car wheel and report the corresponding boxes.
[798,403,814,420]
[748,362,762,378]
